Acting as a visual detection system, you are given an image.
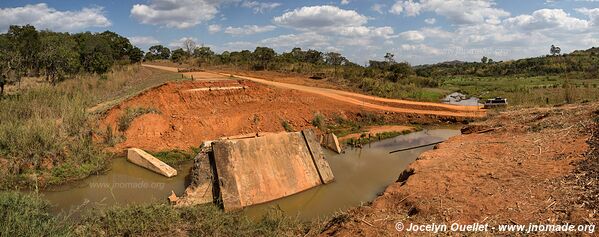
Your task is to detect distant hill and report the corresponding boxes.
[414,47,599,78]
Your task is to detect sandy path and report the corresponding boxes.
[142,64,485,118]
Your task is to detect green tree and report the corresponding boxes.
[6,25,40,72]
[99,31,133,61]
[148,45,171,60]
[481,56,489,64]
[252,47,276,70]
[304,49,323,64]
[550,45,561,56]
[75,32,115,74]
[170,48,188,63]
[39,32,80,84]
[324,52,347,77]
[384,52,395,64]
[128,47,144,63]
[386,62,415,82]
[193,46,214,66]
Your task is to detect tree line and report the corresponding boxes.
[0,25,143,86]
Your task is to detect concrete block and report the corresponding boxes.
[321,133,342,154]
[212,130,335,211]
[127,148,177,178]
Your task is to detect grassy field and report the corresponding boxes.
[0,191,321,237]
[0,65,183,190]
[441,75,599,106]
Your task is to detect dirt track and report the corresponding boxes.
[141,64,485,118]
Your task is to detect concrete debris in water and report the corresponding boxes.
[321,133,342,154]
[176,129,335,211]
[127,148,177,178]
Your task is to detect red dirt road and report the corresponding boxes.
[142,64,485,118]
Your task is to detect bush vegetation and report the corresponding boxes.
[0,65,181,190]
[117,107,161,132]
[0,191,318,237]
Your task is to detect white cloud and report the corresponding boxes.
[504,9,589,31]
[390,0,510,25]
[131,0,233,29]
[576,8,599,26]
[128,36,160,47]
[400,30,425,41]
[341,0,350,5]
[424,18,436,24]
[224,25,276,35]
[273,5,395,39]
[260,32,330,49]
[372,4,385,14]
[0,3,110,32]
[208,24,222,33]
[390,2,403,15]
[274,5,367,30]
[241,1,281,13]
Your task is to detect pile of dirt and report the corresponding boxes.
[321,103,599,236]
[101,65,487,152]
[100,79,456,152]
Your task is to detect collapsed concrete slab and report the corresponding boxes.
[321,133,342,154]
[176,149,215,206]
[127,148,177,178]
[175,129,334,211]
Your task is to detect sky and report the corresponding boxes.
[1,0,598,65]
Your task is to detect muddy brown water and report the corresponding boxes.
[41,129,459,220]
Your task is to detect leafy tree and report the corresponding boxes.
[219,51,231,64]
[129,47,144,63]
[99,31,133,61]
[6,25,40,72]
[384,52,395,64]
[38,32,80,84]
[550,45,561,56]
[75,32,114,74]
[193,46,214,65]
[148,45,171,60]
[170,48,188,63]
[304,49,323,64]
[325,52,347,77]
[252,47,276,70]
[386,62,415,82]
[481,56,489,64]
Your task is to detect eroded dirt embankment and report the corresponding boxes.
[100,79,461,152]
[322,103,599,236]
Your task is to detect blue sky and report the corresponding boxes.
[1,0,599,65]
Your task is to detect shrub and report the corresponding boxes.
[0,192,71,236]
[311,113,326,129]
[117,107,160,132]
[281,120,294,132]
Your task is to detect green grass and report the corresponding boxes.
[0,65,181,190]
[441,75,599,106]
[117,107,161,132]
[0,191,319,237]
[0,192,72,237]
[78,204,317,237]
[311,113,326,130]
[149,148,199,166]
[344,130,417,146]
[281,120,295,132]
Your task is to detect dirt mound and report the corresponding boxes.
[101,80,444,152]
[321,103,599,236]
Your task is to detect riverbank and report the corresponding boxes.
[321,102,599,236]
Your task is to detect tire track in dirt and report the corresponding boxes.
[142,64,485,118]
